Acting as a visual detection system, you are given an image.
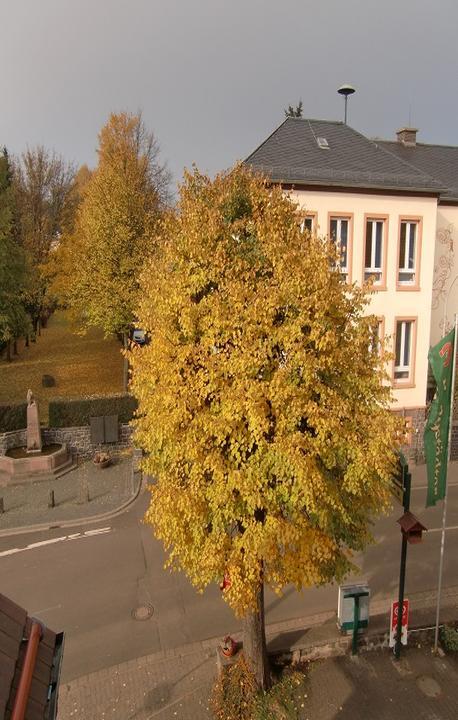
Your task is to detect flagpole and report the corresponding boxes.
[433,312,458,652]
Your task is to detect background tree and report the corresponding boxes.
[0,148,30,360]
[284,100,303,118]
[61,112,170,389]
[13,146,77,335]
[43,164,93,309]
[129,165,402,689]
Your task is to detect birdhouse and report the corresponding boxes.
[397,511,427,544]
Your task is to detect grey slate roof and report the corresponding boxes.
[378,140,458,202]
[245,118,444,195]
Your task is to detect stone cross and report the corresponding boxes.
[26,389,43,454]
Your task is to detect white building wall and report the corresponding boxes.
[288,189,438,413]
[431,205,458,346]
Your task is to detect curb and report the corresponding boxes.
[0,475,143,539]
[65,586,458,682]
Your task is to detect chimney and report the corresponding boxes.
[396,127,418,147]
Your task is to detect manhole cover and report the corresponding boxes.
[132,604,154,621]
[416,675,441,698]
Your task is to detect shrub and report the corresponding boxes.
[210,653,303,720]
[440,624,458,653]
[48,394,137,428]
[211,654,259,720]
[0,402,27,433]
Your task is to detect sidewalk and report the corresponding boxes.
[57,585,458,720]
[0,456,138,533]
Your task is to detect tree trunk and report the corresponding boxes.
[6,341,11,362]
[25,334,29,348]
[123,332,129,391]
[242,577,270,690]
[13,339,18,355]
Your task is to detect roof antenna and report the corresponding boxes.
[338,84,356,124]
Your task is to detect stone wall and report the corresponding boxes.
[393,405,458,463]
[394,406,427,464]
[0,424,134,460]
[2,414,458,465]
[0,429,26,455]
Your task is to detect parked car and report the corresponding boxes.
[132,328,147,346]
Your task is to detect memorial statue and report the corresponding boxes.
[26,389,42,453]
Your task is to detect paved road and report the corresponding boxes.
[1,464,458,682]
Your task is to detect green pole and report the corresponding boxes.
[395,469,411,660]
[352,596,360,655]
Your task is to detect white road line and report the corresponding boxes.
[27,537,67,550]
[0,526,112,558]
[429,525,458,533]
[83,527,111,536]
[0,547,21,557]
[31,604,62,615]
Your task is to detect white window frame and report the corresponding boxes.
[299,215,315,234]
[330,217,349,278]
[394,319,414,381]
[398,221,417,285]
[364,219,385,284]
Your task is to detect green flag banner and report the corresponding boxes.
[424,328,456,507]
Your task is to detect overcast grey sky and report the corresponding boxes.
[3,0,458,187]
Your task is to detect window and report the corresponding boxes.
[364,218,386,284]
[300,215,315,234]
[330,217,350,279]
[394,319,416,383]
[398,220,420,286]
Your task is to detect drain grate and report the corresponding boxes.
[132,604,154,621]
[416,675,441,698]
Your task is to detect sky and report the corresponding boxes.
[3,0,458,190]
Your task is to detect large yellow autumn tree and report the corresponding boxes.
[129,165,401,688]
[58,112,169,388]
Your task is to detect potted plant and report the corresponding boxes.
[93,451,111,469]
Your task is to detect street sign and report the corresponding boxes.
[389,599,409,647]
[337,583,370,633]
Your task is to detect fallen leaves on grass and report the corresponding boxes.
[0,311,124,422]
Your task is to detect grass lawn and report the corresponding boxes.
[0,310,124,422]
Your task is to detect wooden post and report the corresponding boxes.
[77,477,90,504]
[48,490,55,509]
[123,331,129,392]
[0,497,4,514]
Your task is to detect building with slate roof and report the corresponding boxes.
[379,129,458,347]
[0,592,63,720]
[246,118,458,456]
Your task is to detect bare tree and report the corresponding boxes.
[13,147,77,331]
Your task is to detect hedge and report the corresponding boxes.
[48,394,138,428]
[0,402,28,433]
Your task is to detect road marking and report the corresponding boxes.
[84,527,111,536]
[0,527,112,558]
[429,525,458,533]
[27,537,67,550]
[32,604,62,615]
